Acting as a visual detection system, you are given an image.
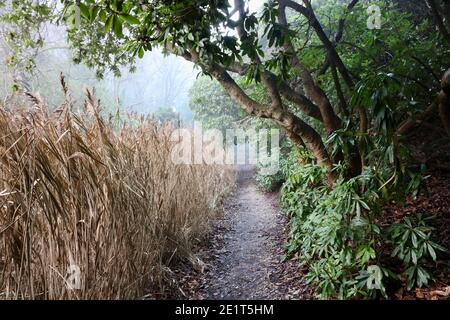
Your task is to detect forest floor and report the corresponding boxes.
[382,171,450,300]
[172,166,313,300]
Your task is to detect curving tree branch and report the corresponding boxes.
[426,0,450,44]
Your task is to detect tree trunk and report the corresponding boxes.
[439,69,450,137]
[208,64,337,184]
[175,46,338,184]
[426,0,450,44]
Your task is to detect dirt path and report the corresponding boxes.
[179,167,312,300]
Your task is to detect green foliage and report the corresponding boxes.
[0,0,53,75]
[280,144,446,299]
[282,165,384,298]
[351,72,401,136]
[54,0,263,78]
[152,107,179,124]
[297,0,450,129]
[255,137,291,192]
[255,161,285,192]
[387,214,447,290]
[189,76,243,131]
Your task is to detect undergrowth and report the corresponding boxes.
[277,148,447,299]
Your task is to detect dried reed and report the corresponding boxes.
[0,80,234,299]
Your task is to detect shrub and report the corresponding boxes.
[282,164,384,298]
[255,170,284,192]
[280,147,445,299]
[387,214,447,290]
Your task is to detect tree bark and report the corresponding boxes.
[278,1,342,134]
[426,0,450,44]
[439,69,450,137]
[208,63,336,184]
[284,0,369,135]
[277,0,363,176]
[397,102,437,136]
[220,62,324,122]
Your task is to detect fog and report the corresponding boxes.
[1,27,197,119]
[0,0,265,119]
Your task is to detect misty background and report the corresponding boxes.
[0,0,265,120]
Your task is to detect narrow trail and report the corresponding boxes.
[182,167,312,300]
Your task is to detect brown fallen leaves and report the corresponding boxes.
[384,172,450,300]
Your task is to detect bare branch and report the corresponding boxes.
[285,0,354,88]
[278,0,342,133]
[318,0,360,75]
[426,0,450,44]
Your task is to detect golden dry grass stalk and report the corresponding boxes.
[0,85,234,299]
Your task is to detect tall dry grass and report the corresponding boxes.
[0,79,234,299]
